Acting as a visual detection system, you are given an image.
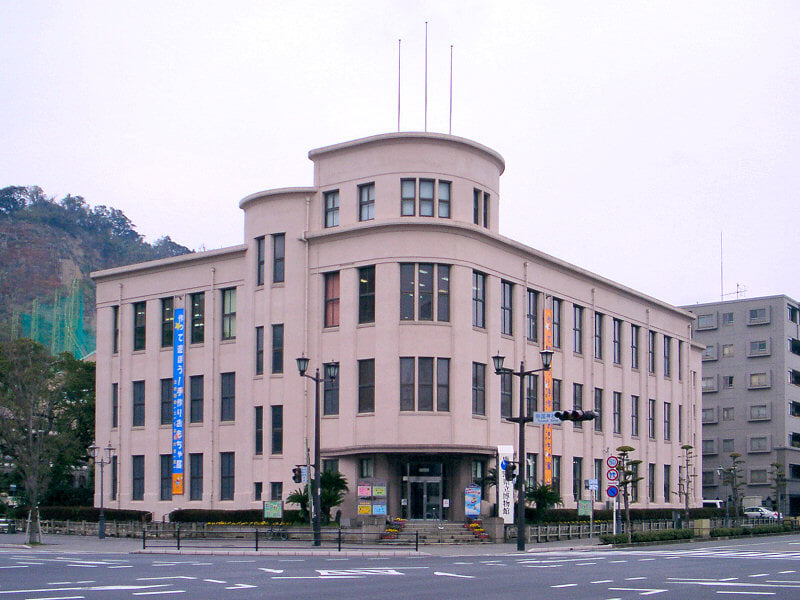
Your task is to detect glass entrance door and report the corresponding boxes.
[404,462,443,520]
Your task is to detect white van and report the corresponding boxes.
[702,499,724,509]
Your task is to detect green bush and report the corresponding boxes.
[711,524,791,537]
[169,508,305,524]
[599,529,694,545]
[532,507,723,524]
[33,506,152,522]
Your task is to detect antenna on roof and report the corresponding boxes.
[424,21,428,132]
[449,44,453,134]
[397,38,402,132]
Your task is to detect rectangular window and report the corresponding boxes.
[271,324,284,374]
[272,233,285,283]
[749,436,769,452]
[473,189,480,225]
[594,388,603,432]
[664,402,672,440]
[722,438,734,453]
[359,266,376,324]
[401,179,415,215]
[270,482,283,501]
[573,457,583,502]
[722,311,734,325]
[648,398,656,439]
[418,357,434,411]
[552,455,562,495]
[221,288,236,340]
[702,407,717,423]
[254,406,263,455]
[552,298,562,348]
[111,455,117,500]
[573,383,583,429]
[132,380,145,427]
[748,307,768,324]
[722,406,734,421]
[160,454,172,501]
[111,383,118,428]
[254,482,262,501]
[525,374,538,416]
[358,359,375,413]
[189,453,203,501]
[438,181,451,217]
[722,343,734,357]
[112,305,119,353]
[573,305,583,353]
[526,289,538,342]
[500,281,513,335]
[418,263,434,320]
[749,404,769,420]
[190,292,205,344]
[324,271,340,327]
[631,324,640,369]
[133,301,146,351]
[472,362,486,416]
[678,405,683,442]
[220,372,235,421]
[271,405,283,454]
[401,357,449,411]
[612,391,621,434]
[132,455,144,500]
[612,319,622,364]
[678,341,683,380]
[664,336,672,377]
[220,452,235,500]
[400,263,415,320]
[594,458,603,502]
[552,378,562,412]
[358,182,375,221]
[437,358,450,411]
[437,265,450,322]
[749,372,770,388]
[255,326,264,375]
[594,312,604,360]
[500,372,513,419]
[472,271,486,328]
[630,462,639,503]
[160,378,172,426]
[483,192,489,228]
[648,330,656,374]
[749,340,769,356]
[526,454,537,483]
[323,362,339,415]
[419,179,435,216]
[648,463,656,502]
[696,313,716,329]
[256,236,266,285]
[189,375,203,423]
[631,395,639,437]
[360,458,374,478]
[324,190,339,227]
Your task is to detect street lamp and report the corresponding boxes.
[492,348,553,552]
[296,356,338,547]
[89,442,115,540]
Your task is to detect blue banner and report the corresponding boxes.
[172,307,185,495]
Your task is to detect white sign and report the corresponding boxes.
[533,411,562,425]
[301,466,309,484]
[587,478,599,491]
[498,445,515,524]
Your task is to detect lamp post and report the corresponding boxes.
[89,442,115,540]
[296,356,338,547]
[492,348,553,552]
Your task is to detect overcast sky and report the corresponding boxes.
[2,1,798,307]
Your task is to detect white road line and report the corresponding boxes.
[258,568,284,573]
[639,558,656,561]
[109,565,133,569]
[749,574,770,578]
[608,588,666,595]
[0,566,27,569]
[27,596,84,600]
[551,583,578,588]
[434,572,474,579]
[132,592,187,596]
[137,577,196,581]
[591,580,613,584]
[716,592,775,596]
[203,579,226,584]
[779,571,796,574]
[577,562,597,566]
[524,565,561,568]
[625,577,646,580]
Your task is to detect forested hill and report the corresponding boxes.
[0,185,192,350]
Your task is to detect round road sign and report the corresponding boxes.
[606,468,619,481]
[607,485,619,498]
[500,459,508,470]
[606,456,619,469]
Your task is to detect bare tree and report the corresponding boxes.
[616,445,643,543]
[677,444,696,525]
[769,462,787,517]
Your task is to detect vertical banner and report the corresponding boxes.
[172,307,185,495]
[497,445,515,524]
[543,307,553,486]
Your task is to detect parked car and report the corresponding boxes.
[743,506,779,520]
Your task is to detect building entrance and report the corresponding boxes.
[402,462,444,520]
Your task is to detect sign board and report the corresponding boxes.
[607,469,619,481]
[301,466,309,484]
[607,485,619,498]
[543,307,553,485]
[357,484,372,498]
[443,498,450,508]
[465,484,481,517]
[577,500,593,516]
[533,411,562,425]
[263,501,283,520]
[372,484,387,497]
[587,478,599,491]
[498,445,515,524]
[357,500,372,515]
[372,500,387,515]
[606,456,619,469]
[171,307,186,495]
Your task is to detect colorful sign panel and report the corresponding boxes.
[358,500,372,515]
[465,483,482,517]
[543,306,553,486]
[577,500,592,516]
[498,445,515,524]
[172,307,186,495]
[357,484,373,497]
[263,501,283,519]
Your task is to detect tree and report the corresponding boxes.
[769,462,787,517]
[677,444,696,525]
[719,452,745,517]
[616,445,643,543]
[286,471,349,524]
[525,482,563,523]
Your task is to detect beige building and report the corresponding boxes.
[93,132,703,521]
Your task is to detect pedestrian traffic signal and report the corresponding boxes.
[505,462,517,482]
[554,409,600,422]
[292,467,302,483]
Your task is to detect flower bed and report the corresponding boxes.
[465,517,489,540]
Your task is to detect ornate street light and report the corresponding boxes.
[89,442,115,540]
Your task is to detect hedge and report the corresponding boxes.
[599,529,694,545]
[16,506,153,522]
[528,506,724,523]
[711,524,793,537]
[169,508,304,524]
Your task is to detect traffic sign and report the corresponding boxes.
[533,411,562,425]
[500,459,508,471]
[587,478,599,491]
[607,456,619,468]
[607,485,619,498]
[606,468,619,481]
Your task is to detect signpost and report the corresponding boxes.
[533,411,562,425]
[606,456,620,534]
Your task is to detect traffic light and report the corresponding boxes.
[505,462,517,482]
[554,409,600,422]
[292,467,302,483]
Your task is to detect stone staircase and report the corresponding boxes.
[400,520,490,544]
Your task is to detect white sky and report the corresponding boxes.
[2,1,798,307]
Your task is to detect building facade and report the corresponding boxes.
[683,295,800,515]
[93,132,702,521]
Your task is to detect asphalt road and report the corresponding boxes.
[1,535,800,599]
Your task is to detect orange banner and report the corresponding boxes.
[172,473,184,495]
[543,307,553,485]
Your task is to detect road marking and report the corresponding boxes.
[610,560,627,563]
[132,592,187,596]
[0,585,170,595]
[109,565,134,569]
[524,565,561,568]
[27,596,84,600]
[453,562,473,565]
[626,577,646,580]
[749,574,770,578]
[608,588,666,595]
[639,558,656,561]
[0,566,27,569]
[258,568,284,573]
[227,560,255,563]
[318,569,404,576]
[716,592,775,596]
[225,584,256,589]
[551,583,577,588]
[203,579,226,584]
[577,562,597,566]
[434,572,474,579]
[779,571,796,574]
[591,580,614,584]
[137,577,196,581]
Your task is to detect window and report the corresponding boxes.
[572,457,583,502]
[612,392,621,434]
[324,190,339,227]
[696,313,716,329]
[790,338,800,356]
[133,301,146,351]
[552,378,562,412]
[702,439,716,454]
[400,264,415,320]
[437,358,450,411]
[438,181,451,217]
[358,359,375,413]
[190,292,205,344]
[272,233,285,283]
[594,388,603,432]
[790,305,800,323]
[324,271,340,327]
[631,395,639,436]
[111,383,118,428]
[418,264,434,320]
[721,343,734,357]
[189,453,203,501]
[749,436,769,452]
[791,464,800,479]
[160,378,172,426]
[648,463,656,502]
[472,271,486,328]
[132,381,145,427]
[702,407,717,423]
[722,312,734,325]
[630,462,639,503]
[526,289,538,342]
[500,372,512,419]
[749,372,770,388]
[112,305,119,353]
[220,452,235,500]
[792,433,800,448]
[552,298,562,348]
[791,401,800,417]
[323,362,339,415]
[270,482,283,501]
[648,330,656,374]
[552,455,562,495]
[749,404,769,420]
[722,439,734,453]
[722,407,734,421]
[612,319,622,364]
[473,188,489,227]
[220,372,235,421]
[572,383,583,429]
[419,179,434,216]
[648,398,656,439]
[663,336,671,377]
[160,454,172,501]
[750,469,768,484]
[271,406,283,454]
[401,179,416,216]
[132,455,144,500]
[678,405,683,442]
[525,374,538,416]
[221,288,236,340]
[254,482,263,501]
[702,470,716,486]
[256,236,265,285]
[703,376,718,392]
[359,266,376,324]
[189,375,203,423]
[678,341,683,380]
[526,454,537,484]
[358,182,375,221]
[573,305,583,353]
[594,312,604,360]
[437,265,450,322]
[664,402,671,440]
[401,357,448,412]
[255,326,264,375]
[111,456,117,500]
[271,324,283,374]
[749,340,769,356]
[254,406,263,455]
[630,324,640,369]
[359,458,374,478]
[748,307,768,324]
[702,344,718,361]
[500,281,513,335]
[472,362,486,416]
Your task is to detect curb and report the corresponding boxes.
[136,549,423,557]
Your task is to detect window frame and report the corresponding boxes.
[500,280,513,336]
[472,271,486,328]
[221,288,236,340]
[271,324,284,374]
[133,301,146,351]
[358,359,375,413]
[358,265,376,324]
[358,182,375,221]
[220,372,236,422]
[190,292,205,344]
[324,272,340,327]
[573,305,583,354]
[324,190,340,228]
[272,233,285,283]
[220,452,235,501]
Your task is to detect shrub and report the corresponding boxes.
[169,508,305,524]
[599,529,694,545]
[34,506,152,522]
